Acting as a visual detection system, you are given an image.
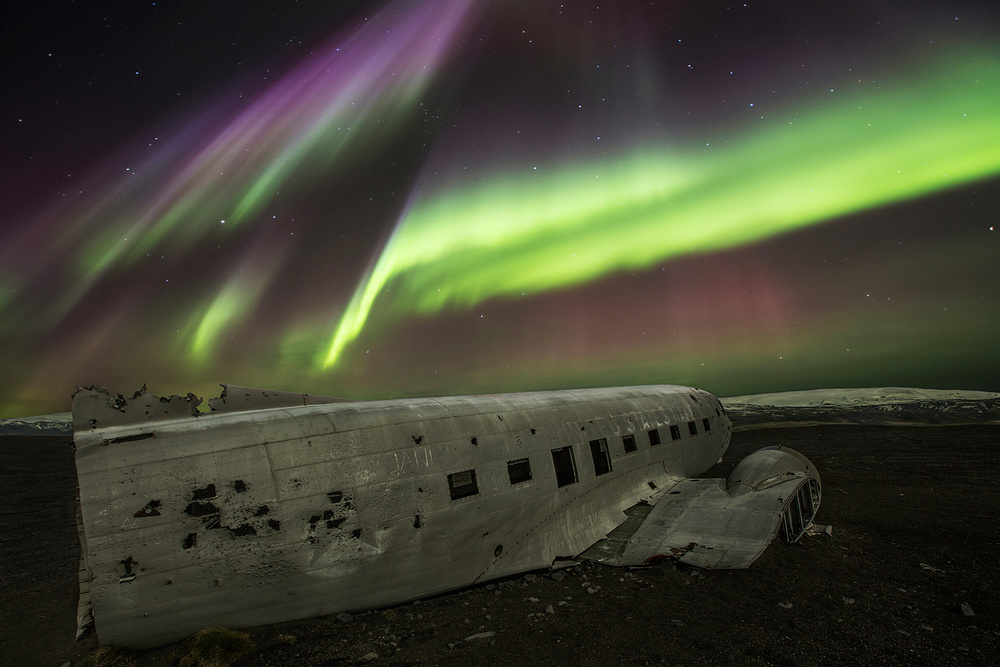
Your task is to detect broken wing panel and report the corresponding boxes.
[207,385,354,413]
[581,447,821,569]
[625,476,807,568]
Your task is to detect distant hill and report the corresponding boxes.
[722,387,1000,429]
[0,412,71,436]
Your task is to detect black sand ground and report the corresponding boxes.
[2,421,998,666]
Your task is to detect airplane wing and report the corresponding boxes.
[581,447,821,569]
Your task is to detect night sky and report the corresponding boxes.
[2,1,999,417]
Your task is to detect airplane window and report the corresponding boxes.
[589,438,613,476]
[448,469,479,500]
[688,421,698,436]
[551,446,578,487]
[507,458,532,484]
[648,428,661,446]
[670,424,681,440]
[622,434,637,453]
[702,417,711,432]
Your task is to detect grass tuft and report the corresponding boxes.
[177,626,256,667]
[75,645,139,667]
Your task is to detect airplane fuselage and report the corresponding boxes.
[74,384,731,647]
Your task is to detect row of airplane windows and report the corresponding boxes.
[447,417,713,501]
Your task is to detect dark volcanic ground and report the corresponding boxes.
[2,420,998,666]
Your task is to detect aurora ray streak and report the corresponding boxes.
[322,49,1000,368]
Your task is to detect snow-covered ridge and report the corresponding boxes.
[722,387,1000,407]
[0,412,72,436]
[721,387,1000,428]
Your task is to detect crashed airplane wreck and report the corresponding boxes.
[72,384,821,648]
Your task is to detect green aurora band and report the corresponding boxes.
[320,49,1000,370]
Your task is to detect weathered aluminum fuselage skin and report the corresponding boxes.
[74,385,730,648]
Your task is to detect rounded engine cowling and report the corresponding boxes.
[727,446,821,498]
[727,446,822,543]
